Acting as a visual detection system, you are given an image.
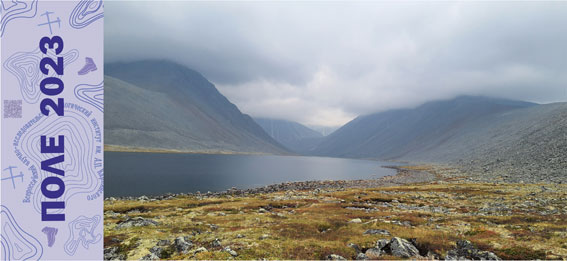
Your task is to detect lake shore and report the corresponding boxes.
[104,164,567,260]
[104,144,274,155]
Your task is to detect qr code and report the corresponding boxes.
[3,100,22,118]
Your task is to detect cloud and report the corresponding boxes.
[105,1,567,127]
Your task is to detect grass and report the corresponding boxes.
[104,181,567,260]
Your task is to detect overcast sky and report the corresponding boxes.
[105,1,567,127]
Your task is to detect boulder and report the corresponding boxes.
[365,248,382,259]
[376,239,389,250]
[386,237,420,258]
[174,236,193,253]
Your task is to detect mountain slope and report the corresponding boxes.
[312,96,566,182]
[104,60,288,154]
[254,118,323,153]
[314,96,536,158]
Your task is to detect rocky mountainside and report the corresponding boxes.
[254,118,323,153]
[312,96,566,182]
[105,60,288,154]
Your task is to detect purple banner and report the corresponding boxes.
[1,1,103,260]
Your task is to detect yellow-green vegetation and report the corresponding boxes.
[104,182,567,260]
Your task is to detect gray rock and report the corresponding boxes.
[194,247,208,253]
[211,238,222,248]
[157,239,170,246]
[386,237,420,258]
[224,246,238,257]
[445,240,501,260]
[139,252,159,260]
[376,239,389,250]
[363,229,390,235]
[365,248,382,259]
[174,236,193,253]
[355,253,368,260]
[104,246,126,260]
[149,246,166,258]
[326,254,346,260]
[115,217,159,229]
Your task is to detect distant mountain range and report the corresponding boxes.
[254,118,323,153]
[104,60,566,182]
[104,60,288,154]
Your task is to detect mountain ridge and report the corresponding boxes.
[104,60,289,154]
[254,117,323,153]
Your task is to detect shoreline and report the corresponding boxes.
[106,165,442,201]
[104,144,275,155]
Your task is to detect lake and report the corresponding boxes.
[104,152,399,197]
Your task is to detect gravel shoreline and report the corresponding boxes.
[106,165,441,201]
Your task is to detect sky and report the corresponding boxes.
[105,1,567,127]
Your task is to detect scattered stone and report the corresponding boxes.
[363,229,390,235]
[211,238,222,248]
[194,247,208,254]
[258,208,269,213]
[236,234,245,238]
[348,218,362,223]
[156,239,170,246]
[209,224,219,230]
[386,237,420,258]
[365,248,382,259]
[147,246,166,259]
[355,253,368,260]
[174,236,193,253]
[104,246,126,260]
[115,217,159,229]
[326,254,346,260]
[376,239,389,250]
[224,246,238,257]
[259,234,270,240]
[140,252,159,260]
[105,210,119,217]
[445,240,501,260]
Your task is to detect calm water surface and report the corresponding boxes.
[105,152,399,197]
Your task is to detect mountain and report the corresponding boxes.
[254,118,323,153]
[308,125,339,136]
[312,96,567,182]
[313,96,537,158]
[104,60,288,154]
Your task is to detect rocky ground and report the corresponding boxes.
[104,165,567,260]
